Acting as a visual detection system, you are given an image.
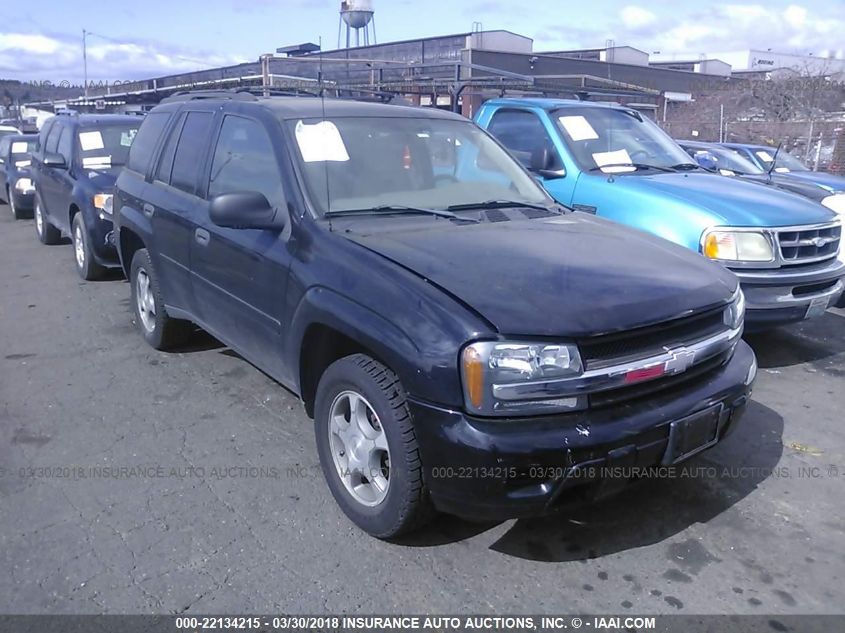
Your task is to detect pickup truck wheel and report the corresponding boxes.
[9,190,25,220]
[314,354,434,538]
[34,197,61,245]
[130,248,193,350]
[72,213,106,280]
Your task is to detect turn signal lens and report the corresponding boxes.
[702,230,773,262]
[462,346,484,409]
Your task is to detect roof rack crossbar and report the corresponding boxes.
[161,89,259,103]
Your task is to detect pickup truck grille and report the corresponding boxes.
[579,305,727,371]
[777,224,841,265]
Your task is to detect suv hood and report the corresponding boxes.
[346,214,737,338]
[82,166,120,191]
[781,170,845,193]
[608,172,836,225]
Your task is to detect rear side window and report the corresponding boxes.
[37,120,54,153]
[208,115,283,207]
[170,112,214,195]
[155,113,185,184]
[127,111,171,173]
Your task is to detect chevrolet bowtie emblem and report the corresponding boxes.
[664,348,696,374]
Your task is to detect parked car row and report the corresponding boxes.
[8,91,843,538]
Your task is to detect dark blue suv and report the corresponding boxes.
[113,91,755,538]
[30,113,141,279]
[0,133,37,219]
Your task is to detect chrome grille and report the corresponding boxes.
[777,223,841,265]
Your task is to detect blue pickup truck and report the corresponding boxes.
[475,99,845,327]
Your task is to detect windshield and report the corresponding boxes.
[11,138,37,158]
[77,123,140,169]
[706,146,764,174]
[754,148,809,172]
[552,106,693,173]
[286,116,550,216]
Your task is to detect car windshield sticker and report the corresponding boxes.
[756,150,774,162]
[15,160,31,167]
[120,130,137,147]
[11,141,27,153]
[294,120,350,163]
[79,131,105,151]
[559,115,599,141]
[82,156,111,168]
[592,148,635,172]
[774,167,791,173]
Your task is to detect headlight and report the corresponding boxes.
[93,193,113,216]
[724,287,746,330]
[701,229,774,263]
[14,177,34,193]
[821,194,845,214]
[461,341,584,416]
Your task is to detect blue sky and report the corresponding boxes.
[1,0,843,82]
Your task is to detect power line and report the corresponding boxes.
[83,30,223,69]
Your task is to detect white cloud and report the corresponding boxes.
[620,6,657,29]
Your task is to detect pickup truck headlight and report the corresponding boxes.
[93,193,113,217]
[702,229,774,263]
[724,287,746,330]
[14,177,34,193]
[821,194,845,214]
[461,341,585,416]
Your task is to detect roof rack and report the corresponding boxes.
[55,109,79,116]
[160,89,259,103]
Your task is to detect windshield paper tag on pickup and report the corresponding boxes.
[79,131,105,151]
[295,120,350,163]
[592,148,633,171]
[756,150,774,162]
[11,142,28,153]
[559,115,599,141]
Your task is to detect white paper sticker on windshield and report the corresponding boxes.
[592,148,634,172]
[558,115,599,142]
[82,156,111,168]
[15,159,31,167]
[79,131,105,151]
[756,150,774,162]
[11,141,27,153]
[294,120,350,163]
[774,167,790,173]
[120,130,137,147]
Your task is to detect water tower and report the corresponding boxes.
[338,0,376,48]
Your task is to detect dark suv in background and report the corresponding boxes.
[0,133,37,219]
[30,113,141,279]
[113,91,755,538]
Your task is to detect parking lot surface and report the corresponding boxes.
[1,203,844,616]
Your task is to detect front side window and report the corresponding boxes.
[57,126,73,163]
[208,115,283,208]
[487,110,562,171]
[287,116,549,216]
[170,112,214,194]
[755,149,809,173]
[552,106,693,173]
[77,123,140,169]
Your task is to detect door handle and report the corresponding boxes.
[195,228,210,246]
[142,203,155,218]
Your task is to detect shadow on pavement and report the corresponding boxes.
[745,310,845,369]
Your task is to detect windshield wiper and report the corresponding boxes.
[587,163,676,173]
[324,205,478,222]
[669,163,701,171]
[446,199,561,213]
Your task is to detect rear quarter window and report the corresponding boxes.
[127,112,171,174]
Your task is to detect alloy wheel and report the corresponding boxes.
[135,268,156,333]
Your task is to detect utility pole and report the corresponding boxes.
[83,29,89,99]
[719,103,725,143]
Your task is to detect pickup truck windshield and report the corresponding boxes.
[755,149,809,172]
[77,124,140,169]
[287,116,550,216]
[552,107,693,173]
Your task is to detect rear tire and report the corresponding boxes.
[314,354,435,538]
[34,196,61,245]
[72,213,106,280]
[129,248,193,350]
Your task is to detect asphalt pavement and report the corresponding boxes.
[1,202,843,616]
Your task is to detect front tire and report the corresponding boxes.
[72,213,106,280]
[9,191,26,220]
[34,196,61,245]
[314,354,434,538]
[129,248,193,350]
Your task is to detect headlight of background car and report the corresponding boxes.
[14,177,34,193]
[461,341,585,416]
[702,229,774,263]
[93,193,113,218]
[724,287,746,330]
[821,194,845,215]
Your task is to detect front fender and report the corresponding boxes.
[115,204,153,271]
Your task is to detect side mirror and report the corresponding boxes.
[43,152,66,169]
[209,191,284,231]
[529,146,566,180]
